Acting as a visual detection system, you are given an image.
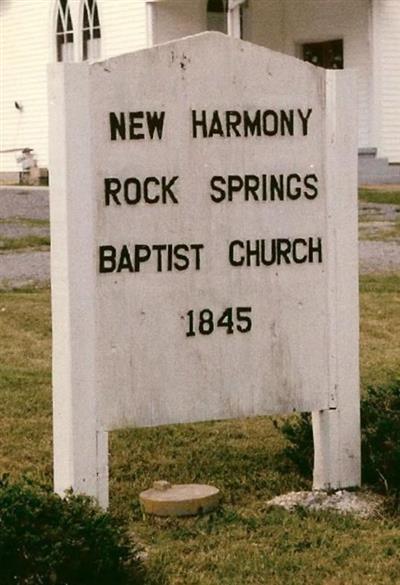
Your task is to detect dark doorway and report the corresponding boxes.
[303,39,343,69]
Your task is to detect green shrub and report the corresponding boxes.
[279,380,400,497]
[360,379,400,495]
[278,413,313,478]
[0,477,146,585]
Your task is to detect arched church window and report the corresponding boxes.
[207,0,228,34]
[56,0,74,62]
[82,0,101,61]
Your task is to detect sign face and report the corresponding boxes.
[88,33,330,429]
[50,32,360,504]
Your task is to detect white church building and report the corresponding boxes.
[1,0,399,183]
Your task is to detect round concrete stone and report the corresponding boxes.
[139,482,220,517]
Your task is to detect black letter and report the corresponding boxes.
[152,244,167,271]
[147,111,165,139]
[192,110,207,138]
[246,239,260,267]
[117,245,134,272]
[210,176,226,203]
[280,110,294,136]
[263,110,279,136]
[244,175,260,201]
[190,244,204,270]
[99,245,116,273]
[208,111,224,138]
[292,238,308,263]
[261,239,276,266]
[270,174,284,201]
[304,174,319,199]
[229,240,244,266]
[104,178,121,206]
[144,177,160,204]
[226,111,242,137]
[286,174,302,200]
[162,176,179,204]
[308,237,322,263]
[298,108,312,135]
[174,244,190,271]
[109,113,126,141]
[227,175,244,201]
[134,245,151,272]
[277,239,292,264]
[243,110,261,137]
[129,112,145,140]
[124,178,141,204]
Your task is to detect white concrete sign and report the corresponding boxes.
[49,33,360,507]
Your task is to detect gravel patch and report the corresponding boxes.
[0,251,50,289]
[0,223,49,239]
[359,240,400,274]
[0,187,49,220]
[359,202,400,222]
[266,490,383,518]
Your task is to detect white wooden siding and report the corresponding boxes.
[248,0,372,150]
[0,0,148,173]
[378,0,400,162]
[1,0,399,170]
[0,1,52,172]
[150,0,206,45]
[99,0,147,58]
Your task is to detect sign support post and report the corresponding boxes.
[49,64,109,508]
[312,70,360,490]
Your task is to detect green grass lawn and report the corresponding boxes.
[0,235,50,251]
[359,222,400,242]
[0,219,50,252]
[0,218,50,227]
[0,276,399,584]
[358,189,400,241]
[359,189,400,205]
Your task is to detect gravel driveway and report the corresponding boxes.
[0,187,49,221]
[359,240,400,274]
[0,187,50,288]
[0,186,399,288]
[0,251,50,288]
